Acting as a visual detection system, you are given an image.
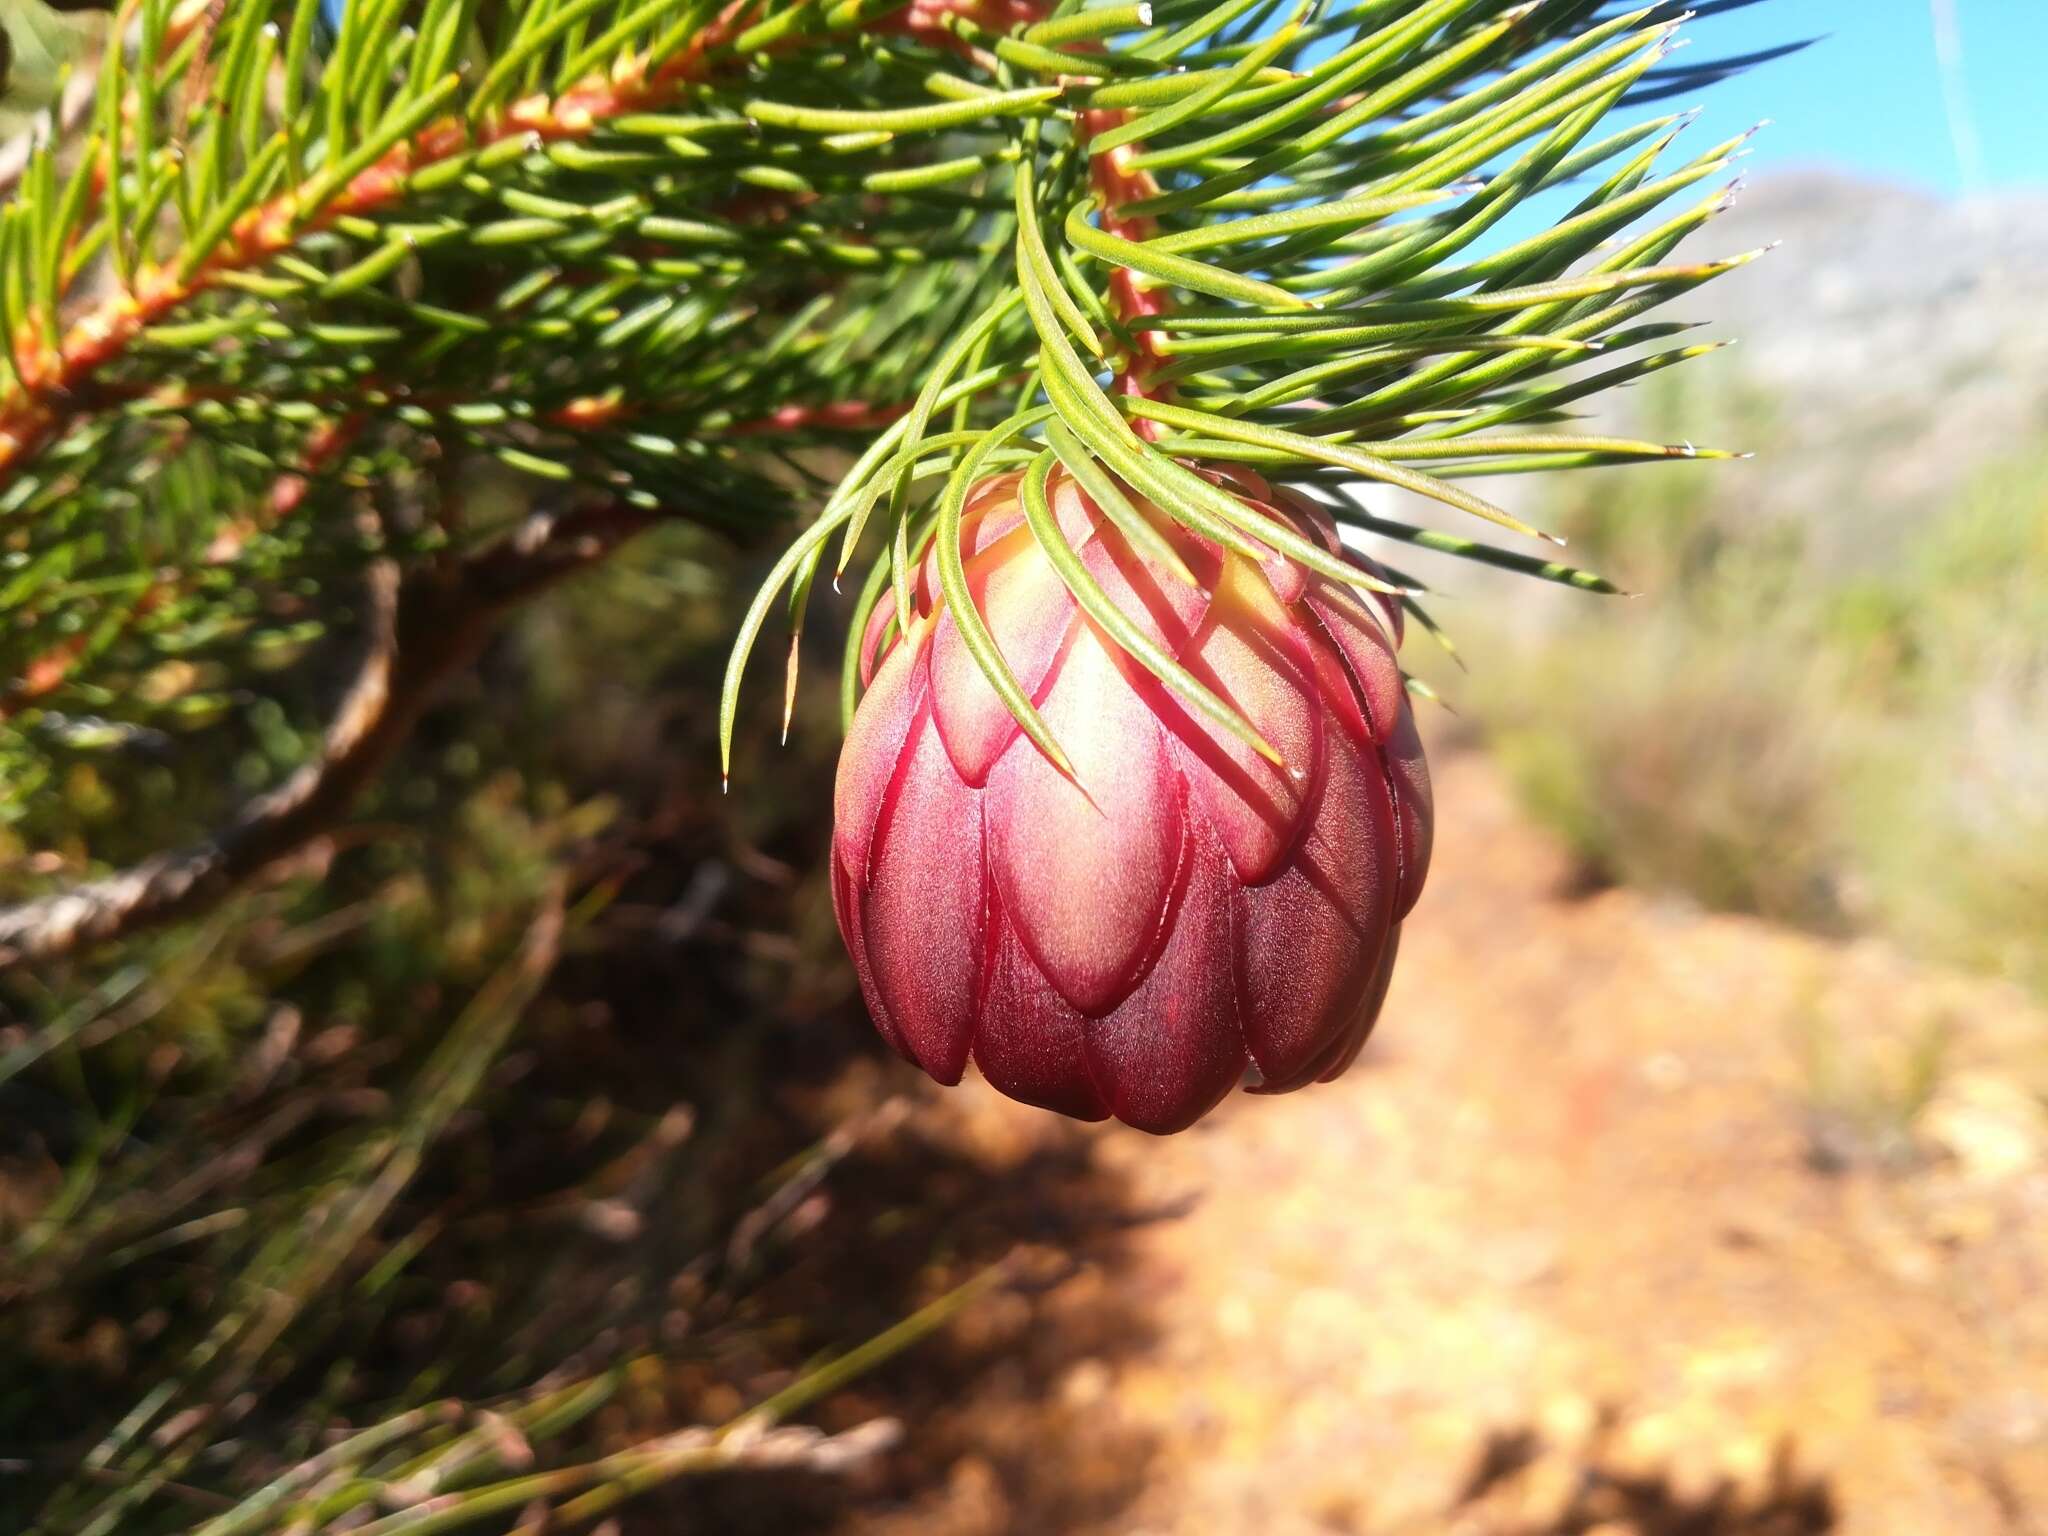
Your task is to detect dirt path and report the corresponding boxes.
[859,749,2048,1536]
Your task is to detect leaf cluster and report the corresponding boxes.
[0,0,1792,805]
[722,0,1790,777]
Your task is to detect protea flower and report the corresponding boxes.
[831,461,1431,1133]
[713,0,1754,1134]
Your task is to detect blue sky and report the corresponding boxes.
[1682,0,2046,194]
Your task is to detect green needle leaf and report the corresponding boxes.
[746,86,1059,135]
[1019,451,1283,769]
[722,498,862,787]
[1089,11,1305,155]
[1122,398,1561,545]
[933,417,1075,780]
[1065,201,1316,311]
[1043,419,1198,590]
[1336,500,1624,594]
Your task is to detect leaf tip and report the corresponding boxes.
[1403,675,1456,715]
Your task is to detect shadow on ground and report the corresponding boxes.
[1449,1420,1838,1536]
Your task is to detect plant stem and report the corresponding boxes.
[1078,106,1173,433]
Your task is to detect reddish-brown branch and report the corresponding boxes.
[876,0,1044,67]
[724,399,915,437]
[32,373,906,437]
[539,394,918,436]
[1077,107,1174,435]
[0,0,997,487]
[0,379,907,718]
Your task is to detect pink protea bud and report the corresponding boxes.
[832,462,1432,1133]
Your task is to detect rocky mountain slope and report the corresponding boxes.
[1667,168,2048,561]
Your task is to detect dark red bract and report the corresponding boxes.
[832,463,1432,1133]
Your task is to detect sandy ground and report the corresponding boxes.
[850,748,2048,1536]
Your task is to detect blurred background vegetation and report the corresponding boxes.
[1460,169,2048,1004]
[1472,403,2048,994]
[3,0,2045,1530]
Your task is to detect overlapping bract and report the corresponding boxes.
[833,463,1431,1133]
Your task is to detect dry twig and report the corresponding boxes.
[0,502,661,969]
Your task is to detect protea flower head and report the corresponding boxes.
[711,0,1758,1134]
[831,461,1431,1133]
